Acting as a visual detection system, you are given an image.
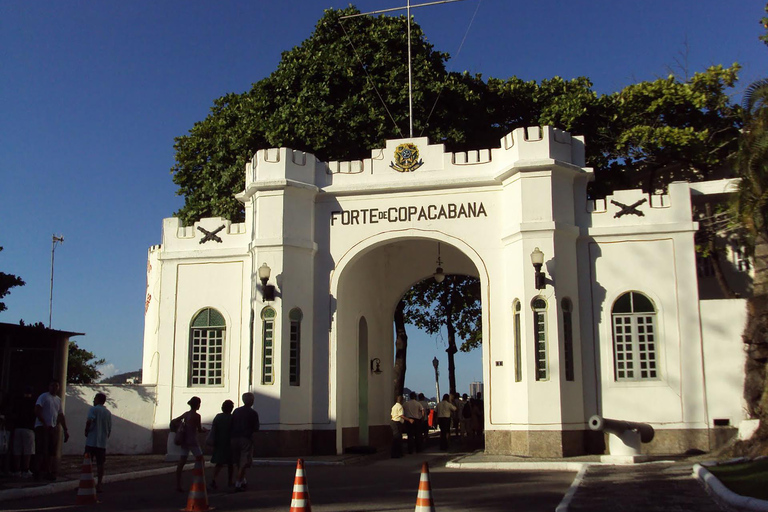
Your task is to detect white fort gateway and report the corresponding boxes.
[142,126,748,457]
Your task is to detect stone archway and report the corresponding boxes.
[328,231,488,453]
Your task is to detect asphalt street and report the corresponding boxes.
[0,453,576,512]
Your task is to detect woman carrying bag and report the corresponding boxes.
[173,396,207,492]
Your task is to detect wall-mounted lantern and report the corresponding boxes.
[531,247,547,290]
[258,262,276,301]
[434,242,445,283]
[370,357,382,375]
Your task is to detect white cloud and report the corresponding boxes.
[97,363,119,381]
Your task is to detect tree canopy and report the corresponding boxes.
[403,275,481,395]
[67,341,105,384]
[171,7,742,226]
[0,246,25,313]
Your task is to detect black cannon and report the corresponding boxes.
[588,415,655,457]
[588,415,655,443]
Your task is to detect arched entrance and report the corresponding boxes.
[329,232,488,453]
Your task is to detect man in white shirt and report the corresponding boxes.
[34,380,69,480]
[389,395,409,458]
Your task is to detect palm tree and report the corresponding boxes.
[733,77,768,425]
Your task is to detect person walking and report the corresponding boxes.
[389,395,409,458]
[173,396,207,492]
[208,399,234,490]
[436,394,457,451]
[230,392,259,492]
[84,392,112,492]
[459,393,472,444]
[34,380,69,480]
[402,392,424,454]
[417,393,430,446]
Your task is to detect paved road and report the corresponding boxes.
[564,462,725,512]
[1,453,575,512]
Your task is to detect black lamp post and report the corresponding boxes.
[432,356,440,400]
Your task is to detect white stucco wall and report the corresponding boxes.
[63,385,156,455]
[700,299,748,427]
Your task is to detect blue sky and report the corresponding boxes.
[0,1,765,396]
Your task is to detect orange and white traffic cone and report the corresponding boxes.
[414,461,435,512]
[181,456,213,512]
[75,452,98,505]
[289,458,311,512]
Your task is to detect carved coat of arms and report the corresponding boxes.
[390,143,424,173]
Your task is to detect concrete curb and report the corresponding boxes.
[693,463,768,512]
[445,459,588,471]
[0,461,202,503]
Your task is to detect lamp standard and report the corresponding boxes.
[49,234,64,328]
[432,357,440,400]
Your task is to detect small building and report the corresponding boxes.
[0,322,79,401]
[142,127,749,457]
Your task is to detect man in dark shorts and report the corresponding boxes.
[230,392,259,492]
[84,392,112,492]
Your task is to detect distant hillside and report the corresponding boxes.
[100,369,142,384]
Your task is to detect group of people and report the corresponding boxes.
[172,392,260,493]
[390,391,484,458]
[0,380,112,491]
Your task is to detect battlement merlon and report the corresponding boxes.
[160,216,248,251]
[496,126,586,168]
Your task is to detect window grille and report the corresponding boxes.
[562,298,575,381]
[532,298,548,381]
[611,292,658,381]
[189,308,225,386]
[261,307,276,384]
[289,308,303,386]
[513,301,522,382]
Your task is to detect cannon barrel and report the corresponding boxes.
[588,415,654,443]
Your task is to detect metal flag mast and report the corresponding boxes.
[340,0,469,138]
[49,234,64,328]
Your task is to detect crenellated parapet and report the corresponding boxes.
[244,147,319,186]
[499,126,585,168]
[581,182,696,233]
[160,217,248,252]
[235,126,591,197]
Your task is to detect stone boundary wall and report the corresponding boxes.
[63,384,156,455]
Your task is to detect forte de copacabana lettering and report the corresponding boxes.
[330,202,487,226]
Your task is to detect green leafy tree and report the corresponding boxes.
[400,275,481,396]
[593,64,741,196]
[0,246,25,313]
[171,9,740,225]
[67,342,105,384]
[734,77,768,426]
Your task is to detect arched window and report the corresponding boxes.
[189,308,225,386]
[531,297,548,381]
[561,298,575,382]
[261,307,276,384]
[289,308,303,386]
[513,300,522,382]
[611,292,658,381]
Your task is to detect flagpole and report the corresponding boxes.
[49,234,64,328]
[407,0,413,137]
